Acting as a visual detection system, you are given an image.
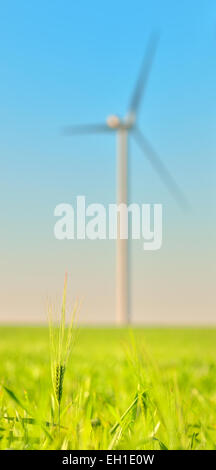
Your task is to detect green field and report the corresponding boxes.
[0,326,216,450]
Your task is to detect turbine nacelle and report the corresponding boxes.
[106,114,135,130]
[124,111,136,128]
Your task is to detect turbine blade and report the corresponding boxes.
[62,123,111,135]
[133,127,189,210]
[128,33,159,122]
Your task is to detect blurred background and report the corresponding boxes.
[0,0,215,324]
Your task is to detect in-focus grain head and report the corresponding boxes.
[48,272,80,431]
[55,363,65,404]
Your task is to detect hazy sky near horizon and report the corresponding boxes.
[0,0,215,324]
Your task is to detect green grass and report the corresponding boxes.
[0,326,216,450]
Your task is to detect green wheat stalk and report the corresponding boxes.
[48,273,78,432]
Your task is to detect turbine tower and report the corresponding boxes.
[63,35,188,325]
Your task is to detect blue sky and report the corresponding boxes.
[1,0,215,202]
[0,0,215,323]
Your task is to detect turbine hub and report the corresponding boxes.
[106,115,120,129]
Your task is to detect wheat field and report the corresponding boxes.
[0,326,216,450]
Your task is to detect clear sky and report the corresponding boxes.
[0,0,215,324]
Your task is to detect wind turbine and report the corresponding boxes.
[63,34,188,325]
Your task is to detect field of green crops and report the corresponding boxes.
[0,326,216,450]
